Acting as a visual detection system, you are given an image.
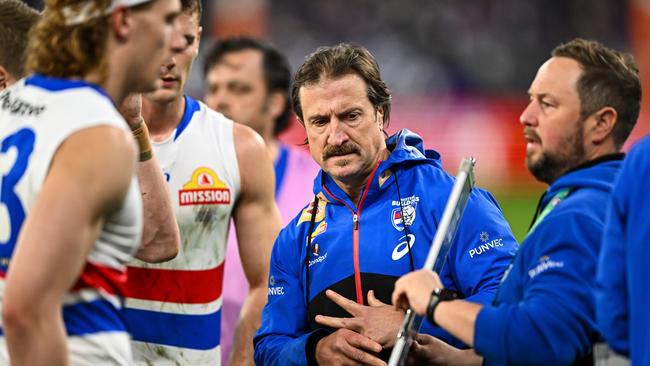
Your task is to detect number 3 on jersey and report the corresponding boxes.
[0,128,35,271]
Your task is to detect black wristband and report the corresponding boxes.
[426,288,457,326]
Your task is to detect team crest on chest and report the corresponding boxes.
[178,167,231,206]
[390,195,420,231]
[391,203,417,231]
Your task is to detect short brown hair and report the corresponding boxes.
[180,0,200,18]
[0,0,40,78]
[203,37,292,136]
[291,43,391,127]
[552,38,641,148]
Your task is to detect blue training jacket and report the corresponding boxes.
[597,136,650,365]
[475,156,623,366]
[254,129,518,365]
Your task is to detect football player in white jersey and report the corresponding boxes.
[121,0,283,364]
[0,0,184,364]
[0,0,39,91]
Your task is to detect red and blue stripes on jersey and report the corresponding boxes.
[123,262,225,350]
[0,261,128,336]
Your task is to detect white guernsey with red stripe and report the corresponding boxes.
[124,96,240,365]
[0,75,143,365]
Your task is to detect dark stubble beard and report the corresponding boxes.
[526,119,586,185]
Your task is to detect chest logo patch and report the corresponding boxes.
[179,167,231,206]
[391,204,417,231]
[392,234,416,261]
[297,197,327,226]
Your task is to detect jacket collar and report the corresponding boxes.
[314,129,442,207]
[541,153,624,207]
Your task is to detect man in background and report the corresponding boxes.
[203,36,319,364]
[0,0,39,90]
[393,38,641,365]
[254,43,518,365]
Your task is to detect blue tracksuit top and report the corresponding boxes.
[254,129,518,365]
[475,156,623,366]
[597,136,650,365]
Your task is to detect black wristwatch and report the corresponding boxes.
[426,288,457,326]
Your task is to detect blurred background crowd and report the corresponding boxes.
[23,0,650,240]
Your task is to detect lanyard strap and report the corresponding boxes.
[528,188,572,235]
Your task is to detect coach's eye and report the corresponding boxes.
[311,118,328,127]
[346,112,359,121]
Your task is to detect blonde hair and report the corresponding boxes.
[26,0,111,80]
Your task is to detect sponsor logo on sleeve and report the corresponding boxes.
[178,167,231,206]
[268,275,285,296]
[528,255,564,279]
[468,232,504,258]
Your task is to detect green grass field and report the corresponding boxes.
[492,189,543,243]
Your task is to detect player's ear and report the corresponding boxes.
[0,66,18,91]
[376,106,385,131]
[588,106,617,145]
[108,6,132,41]
[195,26,203,53]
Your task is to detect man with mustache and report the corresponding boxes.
[254,43,519,365]
[392,38,641,365]
[120,1,283,364]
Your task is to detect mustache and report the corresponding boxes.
[323,143,360,160]
[524,127,541,143]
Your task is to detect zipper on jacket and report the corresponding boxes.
[322,161,381,305]
[352,213,362,303]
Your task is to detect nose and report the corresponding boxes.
[170,21,187,55]
[205,89,230,115]
[215,98,230,114]
[161,56,177,72]
[208,87,229,112]
[519,101,538,127]
[161,23,186,72]
[326,118,349,146]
